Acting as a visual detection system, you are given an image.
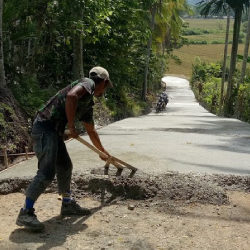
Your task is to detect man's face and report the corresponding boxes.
[94,80,108,97]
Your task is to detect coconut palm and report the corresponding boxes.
[240,6,250,85]
[198,0,250,116]
[219,8,230,115]
[142,0,190,100]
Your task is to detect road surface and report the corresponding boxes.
[1,76,250,181]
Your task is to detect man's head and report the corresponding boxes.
[89,66,112,97]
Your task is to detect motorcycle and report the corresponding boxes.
[155,92,169,113]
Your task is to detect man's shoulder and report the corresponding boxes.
[77,77,95,94]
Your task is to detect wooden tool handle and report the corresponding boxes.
[76,137,108,158]
[65,130,137,171]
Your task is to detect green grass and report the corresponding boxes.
[184,18,234,31]
[183,18,234,44]
[167,44,246,78]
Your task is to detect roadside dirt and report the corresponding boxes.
[1,170,250,250]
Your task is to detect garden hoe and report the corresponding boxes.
[65,131,137,177]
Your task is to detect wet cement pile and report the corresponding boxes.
[0,167,250,206]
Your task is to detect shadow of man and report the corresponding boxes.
[9,205,104,250]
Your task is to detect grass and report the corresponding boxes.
[166,18,246,79]
[167,44,246,78]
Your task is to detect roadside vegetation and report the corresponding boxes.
[168,0,250,123]
[0,0,191,158]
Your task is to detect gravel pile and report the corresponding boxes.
[0,168,249,206]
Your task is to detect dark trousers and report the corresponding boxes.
[25,119,72,201]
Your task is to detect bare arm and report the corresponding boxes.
[83,122,110,160]
[65,85,87,137]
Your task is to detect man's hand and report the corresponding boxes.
[68,125,79,138]
[99,149,110,161]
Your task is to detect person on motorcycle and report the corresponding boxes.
[156,92,168,112]
[160,92,169,107]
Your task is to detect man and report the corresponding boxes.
[16,66,112,231]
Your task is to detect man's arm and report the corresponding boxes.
[83,122,110,160]
[65,85,87,137]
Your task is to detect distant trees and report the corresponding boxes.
[142,0,190,100]
[0,0,192,124]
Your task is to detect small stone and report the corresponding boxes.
[128,204,135,210]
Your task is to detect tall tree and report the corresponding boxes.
[0,0,6,87]
[142,0,189,100]
[199,0,250,116]
[219,8,230,114]
[240,5,250,85]
[142,2,157,101]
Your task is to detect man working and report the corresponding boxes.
[16,66,112,231]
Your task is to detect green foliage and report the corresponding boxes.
[199,77,221,113]
[188,40,207,44]
[0,103,17,151]
[182,28,211,36]
[190,60,222,113]
[8,76,56,117]
[190,58,208,84]
[236,83,250,122]
[1,0,186,124]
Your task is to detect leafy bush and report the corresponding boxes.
[9,76,56,117]
[236,83,250,122]
[212,40,224,44]
[188,40,207,45]
[182,28,211,36]
[199,77,221,113]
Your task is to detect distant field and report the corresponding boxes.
[167,44,245,78]
[184,18,234,30]
[166,18,245,79]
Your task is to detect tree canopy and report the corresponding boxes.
[0,0,188,153]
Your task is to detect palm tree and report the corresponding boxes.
[142,0,189,100]
[234,6,250,118]
[199,0,250,116]
[219,8,230,115]
[240,6,250,85]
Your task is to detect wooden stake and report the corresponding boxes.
[3,146,8,168]
[25,146,28,160]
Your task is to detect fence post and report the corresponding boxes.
[25,146,29,160]
[3,147,8,168]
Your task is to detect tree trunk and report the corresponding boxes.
[225,8,242,116]
[142,3,157,101]
[72,9,84,81]
[161,41,166,77]
[0,0,6,87]
[240,7,250,85]
[234,7,250,119]
[72,33,83,80]
[219,10,230,115]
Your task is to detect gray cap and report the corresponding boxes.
[89,66,112,87]
[89,66,110,80]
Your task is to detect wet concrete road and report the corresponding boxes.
[1,76,250,180]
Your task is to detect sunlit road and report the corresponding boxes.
[1,76,250,180]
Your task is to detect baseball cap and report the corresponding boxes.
[89,66,112,87]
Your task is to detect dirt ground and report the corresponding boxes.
[0,171,250,250]
[0,191,250,250]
